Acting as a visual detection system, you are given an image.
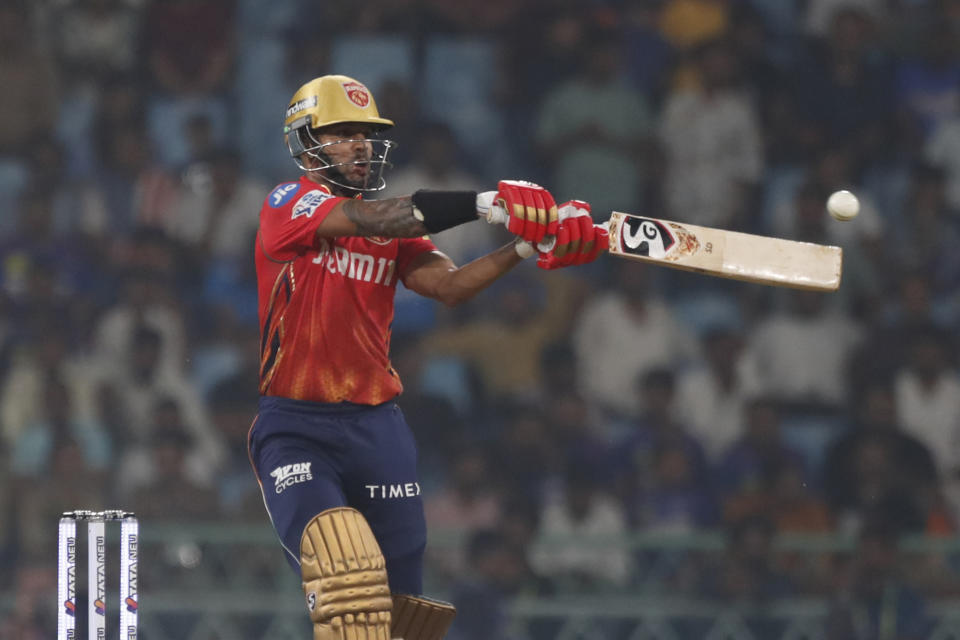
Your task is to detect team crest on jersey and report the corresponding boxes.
[292,190,334,219]
[341,81,370,108]
[268,183,300,208]
[619,216,676,258]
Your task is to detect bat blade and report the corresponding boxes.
[607,212,842,291]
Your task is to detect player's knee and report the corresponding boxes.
[391,594,457,640]
[300,507,393,640]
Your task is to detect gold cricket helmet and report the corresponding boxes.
[284,75,394,134]
[283,75,396,192]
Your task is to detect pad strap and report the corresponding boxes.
[301,507,393,640]
[391,594,457,640]
[411,190,479,234]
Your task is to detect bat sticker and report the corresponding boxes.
[619,216,677,258]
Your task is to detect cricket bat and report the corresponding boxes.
[487,207,842,291]
[606,212,842,291]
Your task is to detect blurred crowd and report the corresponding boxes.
[3,0,960,638]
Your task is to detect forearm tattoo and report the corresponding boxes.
[341,197,429,238]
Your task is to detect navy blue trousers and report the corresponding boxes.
[249,396,426,595]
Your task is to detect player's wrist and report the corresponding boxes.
[411,190,479,233]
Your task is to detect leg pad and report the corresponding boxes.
[301,507,394,640]
[391,594,457,640]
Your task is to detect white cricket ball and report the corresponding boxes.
[826,189,860,221]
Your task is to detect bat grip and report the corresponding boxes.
[478,201,557,253]
[482,203,508,226]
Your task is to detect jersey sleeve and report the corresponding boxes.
[259,183,343,260]
[396,236,439,280]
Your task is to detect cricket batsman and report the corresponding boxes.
[248,74,607,640]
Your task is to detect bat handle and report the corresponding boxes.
[480,195,613,254]
[477,192,507,225]
[477,193,558,253]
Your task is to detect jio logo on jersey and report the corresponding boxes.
[269,183,300,208]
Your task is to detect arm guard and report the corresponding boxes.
[411,190,479,234]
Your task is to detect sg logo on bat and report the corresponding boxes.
[619,216,678,259]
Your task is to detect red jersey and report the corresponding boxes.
[255,176,437,404]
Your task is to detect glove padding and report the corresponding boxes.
[496,180,558,244]
[536,200,608,270]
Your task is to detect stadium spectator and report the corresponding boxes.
[9,376,111,478]
[189,303,258,400]
[676,327,760,462]
[167,147,266,262]
[745,290,863,410]
[535,34,652,218]
[613,368,710,499]
[92,267,187,376]
[826,521,932,640]
[702,515,796,603]
[109,328,225,493]
[424,447,504,580]
[488,401,560,506]
[621,0,674,102]
[924,107,960,212]
[448,529,540,640]
[891,164,960,295]
[0,331,99,453]
[130,415,219,519]
[49,0,142,88]
[894,326,960,508]
[789,7,895,170]
[658,0,730,52]
[144,0,235,96]
[659,37,763,229]
[144,0,237,167]
[573,261,698,418]
[529,463,631,591]
[0,560,55,640]
[630,441,718,532]
[0,187,103,312]
[90,121,181,233]
[0,2,58,157]
[206,374,261,520]
[388,334,472,481]
[714,398,807,505]
[771,464,834,534]
[421,0,521,33]
[849,271,944,394]
[15,438,106,562]
[894,20,960,150]
[536,340,581,401]
[424,271,582,400]
[824,382,936,535]
[803,0,889,37]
